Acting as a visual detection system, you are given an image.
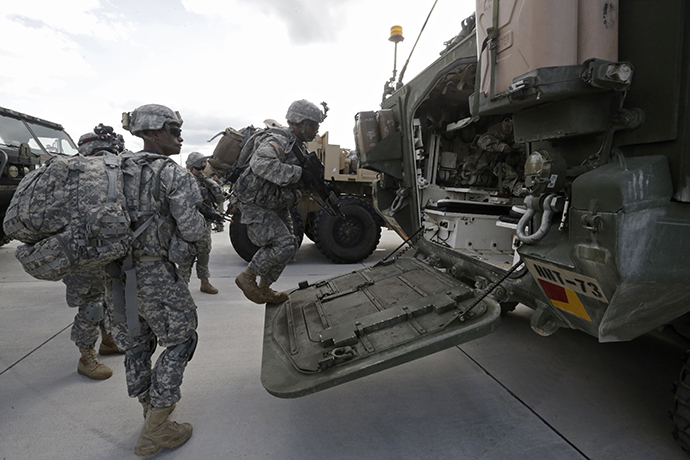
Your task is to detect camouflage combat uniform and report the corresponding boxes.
[63,269,106,348]
[65,130,127,378]
[177,173,224,283]
[105,151,205,409]
[232,127,304,284]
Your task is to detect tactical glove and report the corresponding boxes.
[300,167,315,187]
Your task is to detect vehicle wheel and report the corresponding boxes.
[500,301,518,316]
[0,228,9,247]
[229,210,259,262]
[312,196,382,264]
[304,213,316,243]
[229,208,304,263]
[291,208,305,248]
[672,350,690,451]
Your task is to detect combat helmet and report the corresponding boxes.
[122,104,183,137]
[186,151,208,170]
[78,124,125,156]
[285,100,328,124]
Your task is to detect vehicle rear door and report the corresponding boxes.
[261,256,502,398]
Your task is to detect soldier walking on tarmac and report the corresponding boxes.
[63,125,126,380]
[107,104,206,456]
[177,152,224,294]
[233,99,325,304]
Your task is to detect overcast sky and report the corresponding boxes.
[0,0,474,165]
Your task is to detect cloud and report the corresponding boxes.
[182,0,354,45]
[244,0,342,44]
[3,0,134,42]
[0,0,477,163]
[0,16,94,94]
[0,0,135,95]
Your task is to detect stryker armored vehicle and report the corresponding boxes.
[260,0,690,451]
[0,107,78,246]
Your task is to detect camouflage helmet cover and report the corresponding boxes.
[285,99,326,124]
[186,151,207,169]
[78,124,125,156]
[124,104,183,136]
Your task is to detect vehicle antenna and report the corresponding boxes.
[397,0,438,89]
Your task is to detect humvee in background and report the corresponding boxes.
[0,107,78,245]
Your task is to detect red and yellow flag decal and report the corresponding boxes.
[538,279,592,321]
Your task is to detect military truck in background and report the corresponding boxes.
[259,0,690,451]
[0,107,78,246]
[224,130,385,264]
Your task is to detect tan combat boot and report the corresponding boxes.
[99,330,124,355]
[200,278,218,294]
[134,405,192,457]
[78,348,113,380]
[235,268,270,304]
[259,278,288,304]
[139,397,175,419]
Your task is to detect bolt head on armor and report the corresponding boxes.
[78,124,125,156]
[186,151,207,169]
[285,100,325,124]
[124,104,183,136]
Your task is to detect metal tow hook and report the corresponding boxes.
[384,188,410,216]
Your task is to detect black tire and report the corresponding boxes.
[229,210,259,262]
[500,301,518,316]
[291,208,305,248]
[229,208,304,263]
[312,196,382,264]
[0,228,8,247]
[672,350,690,451]
[304,213,315,243]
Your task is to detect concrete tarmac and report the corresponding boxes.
[0,229,687,459]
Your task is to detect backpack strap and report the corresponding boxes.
[110,153,177,338]
[103,152,120,202]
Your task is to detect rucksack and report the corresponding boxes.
[2,151,169,281]
[225,126,296,184]
[207,125,259,178]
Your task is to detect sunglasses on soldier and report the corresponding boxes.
[168,125,182,137]
[304,120,320,131]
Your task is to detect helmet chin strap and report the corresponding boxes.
[141,131,177,154]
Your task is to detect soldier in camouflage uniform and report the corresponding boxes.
[63,125,126,381]
[177,152,224,294]
[233,100,325,304]
[106,104,206,457]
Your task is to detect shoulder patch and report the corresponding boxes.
[270,142,283,157]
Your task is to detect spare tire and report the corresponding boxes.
[312,196,381,264]
[229,208,304,263]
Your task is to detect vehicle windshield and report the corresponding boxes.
[0,113,78,156]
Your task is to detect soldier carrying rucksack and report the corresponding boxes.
[2,104,206,456]
[233,99,327,304]
[107,103,206,457]
[64,125,126,381]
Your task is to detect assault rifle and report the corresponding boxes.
[198,202,226,223]
[291,144,345,219]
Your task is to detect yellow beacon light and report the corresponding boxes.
[389,25,404,43]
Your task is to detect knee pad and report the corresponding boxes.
[166,331,198,362]
[274,235,298,264]
[83,301,104,325]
